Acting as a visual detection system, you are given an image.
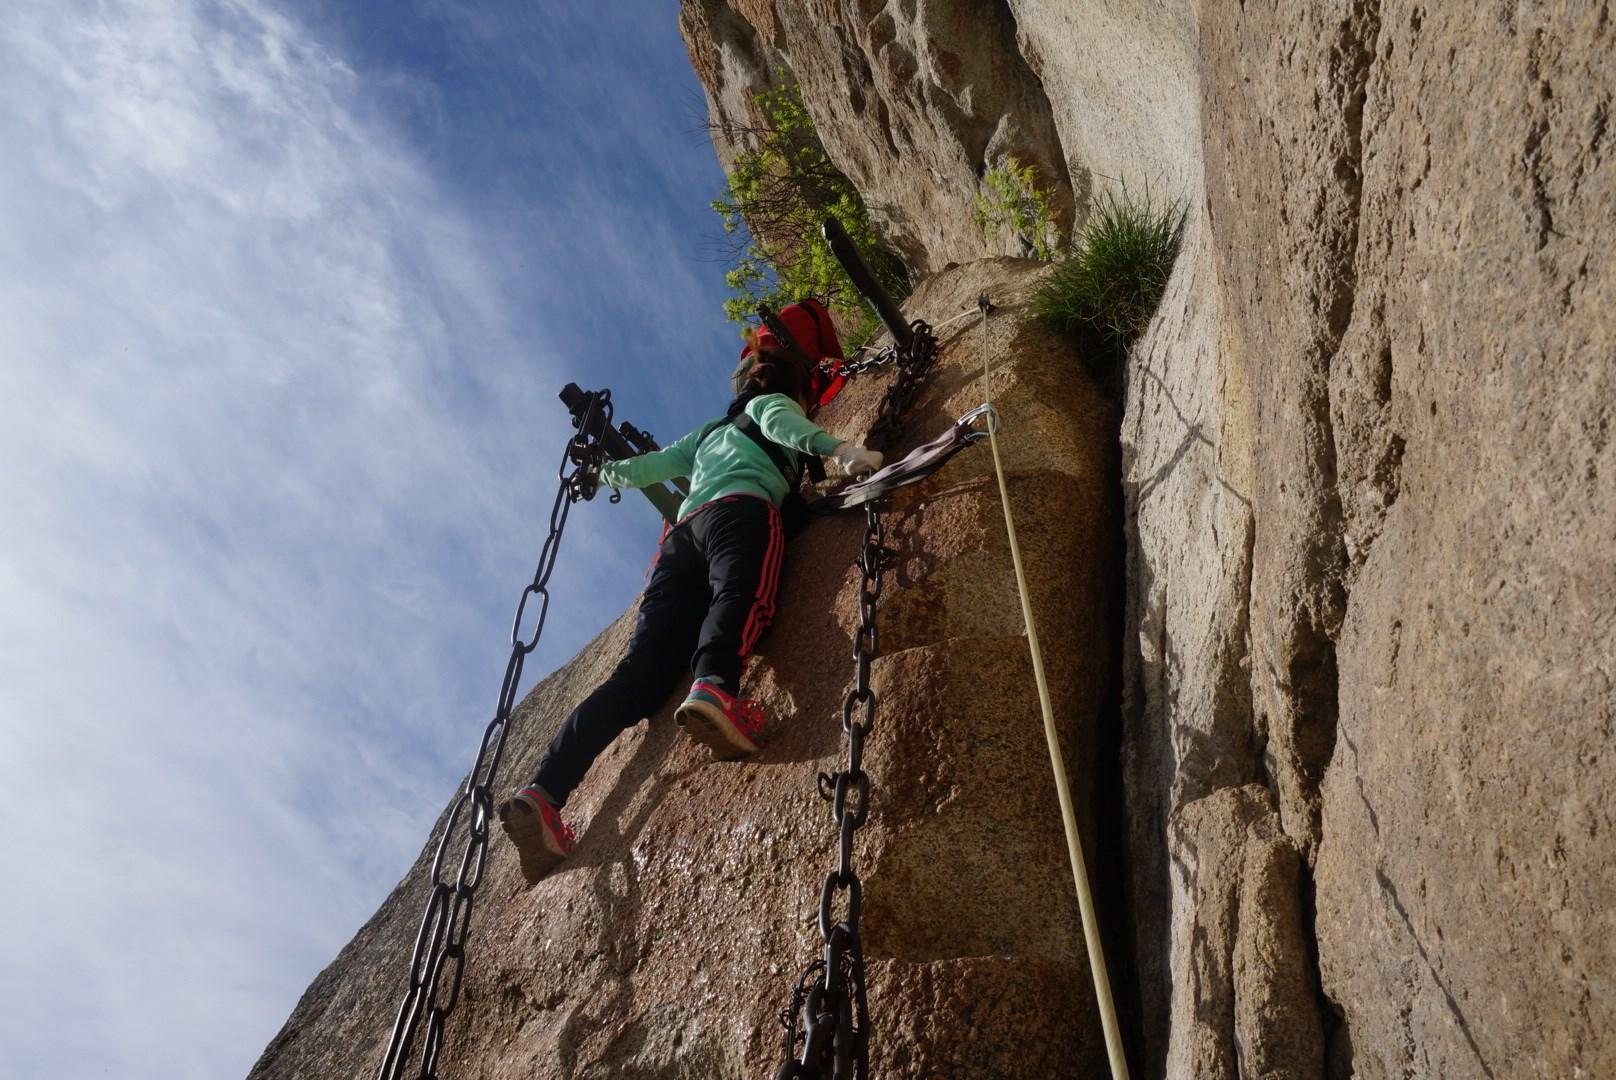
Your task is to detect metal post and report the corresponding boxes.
[559,384,683,522]
[821,217,912,350]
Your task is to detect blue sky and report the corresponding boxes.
[0,1,740,1075]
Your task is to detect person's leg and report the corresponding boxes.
[673,496,781,761]
[691,496,784,691]
[528,525,708,807]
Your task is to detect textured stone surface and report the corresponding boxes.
[1307,4,1616,1077]
[249,259,1121,1078]
[1164,786,1321,1080]
[1119,210,1261,1077]
[679,0,1074,270]
[1007,0,1202,203]
[1201,0,1374,863]
[264,3,1616,1076]
[1191,2,1616,1076]
[1124,2,1614,1076]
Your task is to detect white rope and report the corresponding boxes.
[845,302,987,362]
[976,299,1131,1079]
[929,304,985,334]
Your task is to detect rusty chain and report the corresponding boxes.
[863,320,938,454]
[777,320,939,1079]
[377,390,613,1080]
[835,343,896,379]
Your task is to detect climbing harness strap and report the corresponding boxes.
[699,412,806,487]
[738,413,801,482]
[377,390,614,1080]
[974,298,1131,1079]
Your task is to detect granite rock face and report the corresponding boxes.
[258,3,1615,1076]
[1304,5,1616,1076]
[1165,785,1322,1079]
[679,1,1614,1077]
[1194,3,1614,1076]
[679,0,1075,269]
[250,260,1121,1078]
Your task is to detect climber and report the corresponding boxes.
[498,335,883,882]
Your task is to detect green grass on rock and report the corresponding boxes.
[1031,189,1185,357]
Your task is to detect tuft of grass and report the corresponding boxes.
[1031,188,1185,356]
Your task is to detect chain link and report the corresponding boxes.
[835,344,897,379]
[378,391,613,1080]
[863,320,939,454]
[777,318,938,1079]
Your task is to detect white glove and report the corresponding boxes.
[831,441,884,478]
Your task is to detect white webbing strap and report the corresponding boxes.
[976,299,1131,1079]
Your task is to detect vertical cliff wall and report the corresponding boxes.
[256,4,1613,1077]
[680,0,1077,269]
[680,2,1613,1078]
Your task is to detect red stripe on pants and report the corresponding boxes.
[740,503,784,658]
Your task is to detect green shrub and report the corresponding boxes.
[710,79,909,339]
[1031,188,1185,353]
[973,161,1060,260]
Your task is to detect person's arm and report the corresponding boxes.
[599,423,710,489]
[746,394,843,456]
[749,393,883,476]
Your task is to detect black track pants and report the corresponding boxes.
[531,495,784,807]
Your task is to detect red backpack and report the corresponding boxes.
[734,299,848,412]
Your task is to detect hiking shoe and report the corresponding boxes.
[676,679,766,761]
[498,786,575,883]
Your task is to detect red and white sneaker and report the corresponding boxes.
[676,679,766,761]
[498,786,575,883]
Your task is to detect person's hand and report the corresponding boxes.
[575,457,604,500]
[831,441,883,478]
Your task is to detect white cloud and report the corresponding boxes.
[0,1,654,1076]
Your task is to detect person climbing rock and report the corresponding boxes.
[499,343,882,882]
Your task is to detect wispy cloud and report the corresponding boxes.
[0,1,710,1075]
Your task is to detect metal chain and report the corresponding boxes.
[777,502,885,1079]
[864,320,938,453]
[835,343,897,379]
[836,301,979,384]
[776,318,939,1079]
[378,391,613,1080]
